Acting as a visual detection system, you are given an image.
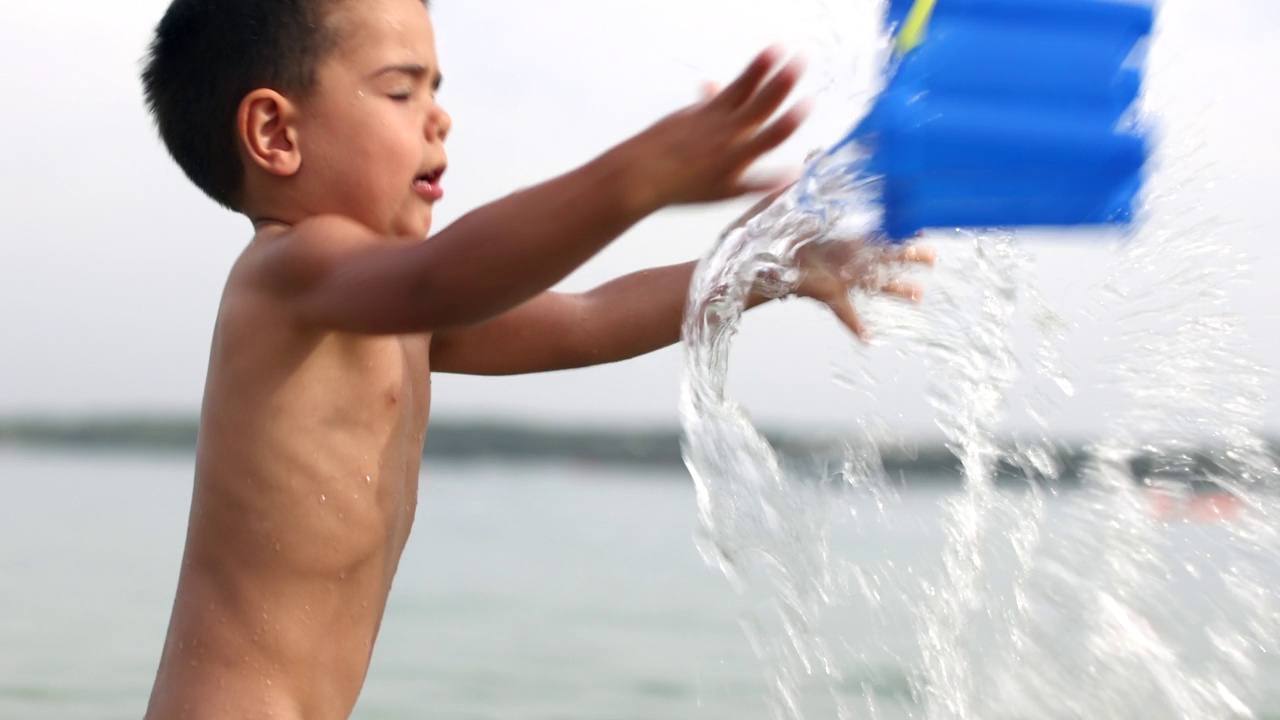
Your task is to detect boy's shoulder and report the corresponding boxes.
[214,215,385,341]
[224,214,429,335]
[258,214,382,260]
[246,214,390,294]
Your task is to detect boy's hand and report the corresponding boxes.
[621,47,811,210]
[724,179,936,342]
[787,238,935,341]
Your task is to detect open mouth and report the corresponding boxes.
[413,167,446,202]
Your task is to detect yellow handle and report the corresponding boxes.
[895,0,938,55]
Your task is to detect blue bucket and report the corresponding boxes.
[837,0,1156,240]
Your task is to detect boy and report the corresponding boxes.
[139,0,931,718]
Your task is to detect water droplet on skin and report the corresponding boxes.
[320,494,327,503]
[365,475,372,484]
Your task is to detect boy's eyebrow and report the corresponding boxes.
[372,63,444,90]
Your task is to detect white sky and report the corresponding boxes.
[1,0,1278,439]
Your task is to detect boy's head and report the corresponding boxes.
[142,0,449,237]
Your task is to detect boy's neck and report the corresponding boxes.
[252,216,294,233]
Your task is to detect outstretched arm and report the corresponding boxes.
[264,49,809,336]
[431,238,935,376]
[430,261,701,375]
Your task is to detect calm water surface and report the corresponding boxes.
[2,449,1276,719]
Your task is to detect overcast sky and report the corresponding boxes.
[2,0,1278,439]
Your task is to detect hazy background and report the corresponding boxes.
[2,0,1278,440]
[5,4,1280,719]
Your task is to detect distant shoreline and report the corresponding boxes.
[1,416,1271,486]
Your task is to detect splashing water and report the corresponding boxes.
[678,1,1280,719]
[682,141,906,720]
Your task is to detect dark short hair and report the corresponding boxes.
[141,0,386,211]
[141,0,346,210]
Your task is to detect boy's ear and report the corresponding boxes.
[237,89,302,178]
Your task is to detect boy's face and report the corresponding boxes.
[294,0,449,238]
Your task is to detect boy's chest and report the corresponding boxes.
[353,334,432,418]
[379,337,431,559]
[325,335,433,558]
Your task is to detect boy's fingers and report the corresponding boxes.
[893,245,936,266]
[731,169,801,199]
[737,99,813,163]
[701,82,723,102]
[880,280,923,302]
[827,294,869,342]
[736,56,806,128]
[714,46,785,110]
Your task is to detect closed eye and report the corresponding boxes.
[372,63,442,99]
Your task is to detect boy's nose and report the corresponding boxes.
[429,105,451,143]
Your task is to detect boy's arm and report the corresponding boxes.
[430,183,806,375]
[264,50,808,336]
[430,262,703,375]
[431,239,934,375]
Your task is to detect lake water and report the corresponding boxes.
[3,449,1279,720]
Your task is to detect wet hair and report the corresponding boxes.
[141,0,428,211]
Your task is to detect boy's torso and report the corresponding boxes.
[145,240,432,720]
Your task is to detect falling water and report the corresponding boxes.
[678,1,1280,718]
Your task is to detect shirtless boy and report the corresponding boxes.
[139,0,930,718]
